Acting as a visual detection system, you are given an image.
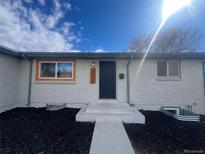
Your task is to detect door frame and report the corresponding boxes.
[99,61,117,100]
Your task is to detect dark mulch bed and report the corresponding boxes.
[200,114,205,123]
[0,108,94,154]
[124,111,205,154]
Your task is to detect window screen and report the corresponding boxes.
[169,61,179,76]
[157,61,167,76]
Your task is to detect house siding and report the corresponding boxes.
[1,54,205,114]
[18,60,30,105]
[116,60,127,103]
[0,55,23,112]
[21,59,205,114]
[29,60,128,107]
[30,60,99,106]
[129,60,205,114]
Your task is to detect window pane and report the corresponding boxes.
[169,61,178,76]
[57,62,73,78]
[157,61,167,76]
[41,63,56,77]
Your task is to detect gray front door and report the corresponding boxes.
[99,61,116,99]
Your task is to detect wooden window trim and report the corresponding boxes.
[36,59,76,81]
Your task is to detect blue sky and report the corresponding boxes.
[0,0,204,52]
[70,0,205,51]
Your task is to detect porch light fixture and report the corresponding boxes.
[91,61,96,67]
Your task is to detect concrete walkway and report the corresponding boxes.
[89,118,135,154]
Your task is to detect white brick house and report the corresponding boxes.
[1,46,205,114]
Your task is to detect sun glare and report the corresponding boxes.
[163,0,191,20]
[135,0,192,82]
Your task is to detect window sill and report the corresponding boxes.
[157,76,181,81]
[35,80,76,84]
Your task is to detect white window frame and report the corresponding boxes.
[39,61,74,80]
[157,60,181,81]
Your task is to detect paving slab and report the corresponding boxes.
[89,118,135,154]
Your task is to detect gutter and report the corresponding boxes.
[0,45,22,58]
[126,55,133,106]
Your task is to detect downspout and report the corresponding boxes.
[27,59,33,107]
[126,55,133,106]
[22,54,33,107]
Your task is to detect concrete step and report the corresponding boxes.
[86,103,133,113]
[97,99,118,104]
[76,103,145,124]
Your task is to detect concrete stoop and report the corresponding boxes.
[89,119,135,154]
[76,102,145,124]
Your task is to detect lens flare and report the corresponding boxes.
[134,0,191,83]
[163,0,191,20]
[135,19,167,81]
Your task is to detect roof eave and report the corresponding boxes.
[0,46,22,59]
[1,45,205,60]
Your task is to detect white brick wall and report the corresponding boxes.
[18,59,30,105]
[30,60,128,106]
[116,60,127,103]
[129,60,205,114]
[0,55,22,112]
[30,60,99,106]
[1,55,204,114]
[20,59,205,114]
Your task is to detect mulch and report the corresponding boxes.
[124,110,205,154]
[200,114,205,123]
[0,108,94,154]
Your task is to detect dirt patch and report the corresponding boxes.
[0,108,94,154]
[124,111,205,154]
